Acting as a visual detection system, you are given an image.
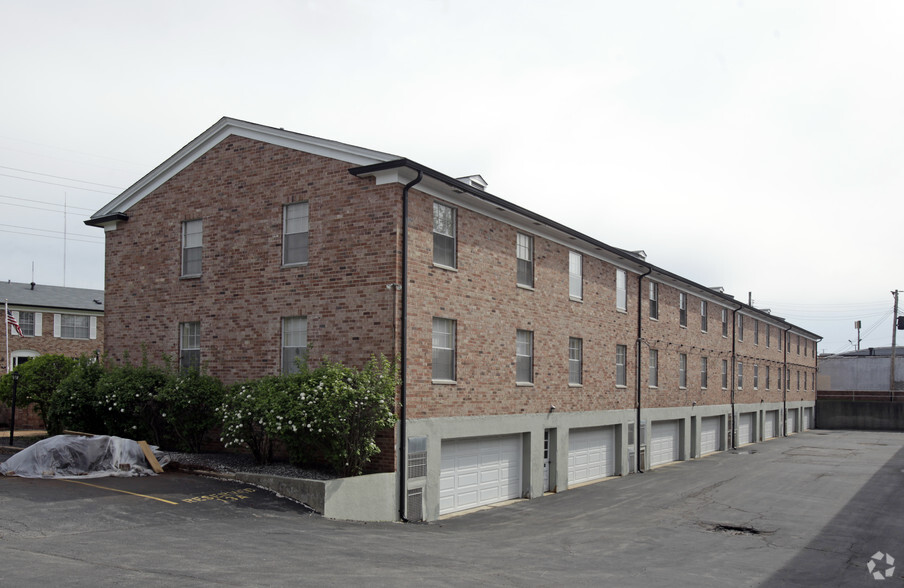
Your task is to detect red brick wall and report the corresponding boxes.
[102,136,402,383]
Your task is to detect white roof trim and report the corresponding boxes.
[90,117,398,220]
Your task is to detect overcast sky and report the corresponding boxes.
[1,1,901,354]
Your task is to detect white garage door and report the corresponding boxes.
[651,420,680,467]
[439,435,522,515]
[568,426,615,485]
[738,413,755,445]
[787,410,798,434]
[803,407,813,430]
[764,411,778,439]
[700,416,721,455]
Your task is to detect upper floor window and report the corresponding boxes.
[616,269,627,311]
[766,324,771,348]
[616,344,627,387]
[737,362,744,389]
[18,311,35,337]
[679,353,687,388]
[754,320,759,345]
[649,282,659,320]
[649,348,659,387]
[721,309,728,337]
[569,337,583,385]
[796,335,800,354]
[432,317,456,382]
[766,366,771,390]
[281,316,308,374]
[753,364,759,389]
[433,203,456,268]
[283,202,309,265]
[568,252,582,300]
[737,314,744,341]
[60,314,90,339]
[180,321,201,371]
[679,293,687,327]
[700,301,708,332]
[516,233,534,288]
[182,219,203,276]
[778,331,783,351]
[804,339,809,357]
[721,359,728,389]
[701,356,708,389]
[516,329,533,384]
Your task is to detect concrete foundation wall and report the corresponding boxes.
[817,399,904,431]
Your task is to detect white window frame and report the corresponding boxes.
[182,219,203,277]
[180,321,201,371]
[616,269,627,311]
[649,349,658,387]
[649,282,659,320]
[432,317,456,382]
[721,309,728,337]
[516,233,534,288]
[516,329,533,384]
[679,293,687,328]
[569,337,583,385]
[283,202,310,266]
[433,202,456,269]
[60,314,91,340]
[281,316,308,374]
[616,344,627,387]
[700,301,708,333]
[738,314,744,341]
[568,252,582,300]
[679,353,687,388]
[721,359,728,389]
[754,320,759,345]
[737,362,744,389]
[701,356,708,389]
[753,364,759,389]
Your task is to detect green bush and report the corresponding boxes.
[95,363,173,445]
[47,355,107,434]
[0,354,77,435]
[158,371,224,452]
[218,379,284,464]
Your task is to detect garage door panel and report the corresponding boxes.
[738,413,754,445]
[440,435,522,515]
[568,427,615,485]
[651,420,680,467]
[701,416,720,455]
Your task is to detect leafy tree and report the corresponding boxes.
[47,355,107,434]
[0,354,77,435]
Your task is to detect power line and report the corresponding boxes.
[0,165,125,190]
[0,228,104,245]
[0,193,97,212]
[0,223,103,240]
[0,172,119,194]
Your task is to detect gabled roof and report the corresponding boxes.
[86,117,399,227]
[0,282,104,312]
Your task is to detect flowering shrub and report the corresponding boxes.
[217,377,288,465]
[157,371,224,452]
[95,363,172,445]
[47,355,107,435]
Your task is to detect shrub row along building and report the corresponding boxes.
[87,118,819,522]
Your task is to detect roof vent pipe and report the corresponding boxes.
[30,282,35,290]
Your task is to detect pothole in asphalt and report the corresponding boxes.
[710,523,763,536]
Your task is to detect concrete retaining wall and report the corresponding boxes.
[816,399,904,431]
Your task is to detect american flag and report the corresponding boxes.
[7,310,22,337]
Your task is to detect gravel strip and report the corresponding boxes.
[162,451,336,480]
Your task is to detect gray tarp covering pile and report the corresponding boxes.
[0,435,170,479]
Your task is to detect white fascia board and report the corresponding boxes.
[90,117,398,220]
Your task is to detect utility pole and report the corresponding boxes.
[892,290,899,400]
[854,320,862,351]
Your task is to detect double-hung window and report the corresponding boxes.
[721,359,728,389]
[766,324,771,348]
[281,316,308,374]
[432,318,456,382]
[754,320,759,345]
[616,344,627,387]
[180,321,201,371]
[721,309,728,337]
[738,314,744,341]
[616,269,627,311]
[568,252,582,300]
[649,282,659,319]
[701,301,708,332]
[701,357,708,389]
[283,202,309,265]
[18,311,35,337]
[516,330,533,384]
[61,314,90,339]
[679,353,687,388]
[766,366,771,390]
[753,364,759,389]
[516,234,534,287]
[679,293,687,327]
[569,337,582,385]
[648,349,659,387]
[737,362,744,389]
[433,203,456,268]
[182,219,203,276]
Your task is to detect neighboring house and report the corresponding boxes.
[0,281,104,428]
[86,117,819,521]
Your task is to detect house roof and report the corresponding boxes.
[0,282,104,312]
[86,117,820,341]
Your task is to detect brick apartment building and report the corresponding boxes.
[1,281,104,428]
[87,118,819,521]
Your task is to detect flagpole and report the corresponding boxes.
[5,299,9,374]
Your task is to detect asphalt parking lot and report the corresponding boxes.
[1,429,903,587]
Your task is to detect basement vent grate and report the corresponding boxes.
[407,488,424,522]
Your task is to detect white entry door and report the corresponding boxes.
[439,435,522,515]
[651,420,680,467]
[700,416,721,455]
[568,426,615,485]
[738,413,754,445]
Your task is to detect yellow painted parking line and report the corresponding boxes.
[60,479,179,505]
